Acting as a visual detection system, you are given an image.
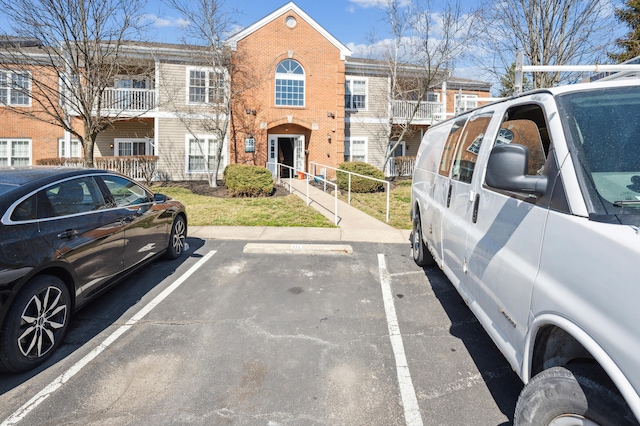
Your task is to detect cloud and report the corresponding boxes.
[141,14,190,29]
[348,0,411,8]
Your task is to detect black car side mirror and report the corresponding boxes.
[485,144,548,197]
[154,193,167,203]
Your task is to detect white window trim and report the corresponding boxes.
[114,138,153,157]
[0,70,32,107]
[274,59,306,107]
[0,138,32,166]
[344,136,368,163]
[185,66,227,105]
[184,134,227,174]
[58,138,82,158]
[345,77,368,111]
[455,93,478,113]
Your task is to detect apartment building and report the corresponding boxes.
[0,2,491,180]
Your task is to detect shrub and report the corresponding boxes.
[224,164,274,197]
[336,162,385,193]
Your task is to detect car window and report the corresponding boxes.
[100,175,152,207]
[41,177,106,218]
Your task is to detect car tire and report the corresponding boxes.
[412,213,435,267]
[0,275,70,373]
[514,364,638,426]
[164,215,187,260]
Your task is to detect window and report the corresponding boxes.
[43,177,106,217]
[101,175,151,207]
[455,93,478,113]
[345,78,367,110]
[117,140,148,156]
[188,68,225,104]
[0,71,31,106]
[186,136,224,173]
[275,59,305,107]
[0,139,31,166]
[58,138,81,158]
[450,112,493,183]
[344,138,367,162]
[426,92,440,103]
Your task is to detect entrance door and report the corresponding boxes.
[267,134,305,178]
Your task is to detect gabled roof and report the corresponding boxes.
[226,1,352,60]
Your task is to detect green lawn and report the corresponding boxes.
[157,186,336,227]
[338,179,412,229]
[157,181,412,229]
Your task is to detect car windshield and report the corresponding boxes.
[557,85,640,223]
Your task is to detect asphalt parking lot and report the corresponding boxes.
[0,238,522,426]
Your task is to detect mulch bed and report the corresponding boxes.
[154,180,291,198]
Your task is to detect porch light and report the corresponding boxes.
[327,133,331,142]
[327,112,335,118]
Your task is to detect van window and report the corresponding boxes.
[451,112,493,183]
[438,116,468,177]
[487,104,550,181]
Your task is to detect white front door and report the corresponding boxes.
[294,136,305,173]
[268,137,277,176]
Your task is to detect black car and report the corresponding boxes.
[0,167,188,373]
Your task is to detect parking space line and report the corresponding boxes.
[1,250,217,426]
[377,254,423,426]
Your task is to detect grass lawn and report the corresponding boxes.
[338,179,412,229]
[155,180,413,229]
[157,186,336,227]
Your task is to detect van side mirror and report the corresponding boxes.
[485,144,548,196]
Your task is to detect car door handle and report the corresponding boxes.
[121,215,136,224]
[57,229,78,239]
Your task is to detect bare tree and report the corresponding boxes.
[0,0,154,167]
[161,0,233,187]
[476,0,617,89]
[362,0,478,171]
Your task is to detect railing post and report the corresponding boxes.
[386,182,390,223]
[348,174,352,205]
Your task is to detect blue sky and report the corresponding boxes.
[145,0,413,50]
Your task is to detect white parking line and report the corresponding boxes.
[377,254,424,426]
[1,250,217,426]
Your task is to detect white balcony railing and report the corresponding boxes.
[392,100,445,123]
[101,88,156,112]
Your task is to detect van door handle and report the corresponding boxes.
[472,194,480,224]
[446,183,453,208]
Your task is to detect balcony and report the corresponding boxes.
[392,100,445,124]
[101,87,156,113]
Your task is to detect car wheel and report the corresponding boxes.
[412,213,434,267]
[164,215,186,260]
[0,275,70,373]
[514,364,638,426]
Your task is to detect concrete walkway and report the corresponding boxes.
[188,177,411,244]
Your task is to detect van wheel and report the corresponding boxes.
[412,214,434,267]
[0,275,70,373]
[514,364,638,426]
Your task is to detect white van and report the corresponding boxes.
[410,79,640,425]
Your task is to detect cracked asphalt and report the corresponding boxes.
[0,238,522,425]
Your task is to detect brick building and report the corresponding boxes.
[0,2,491,179]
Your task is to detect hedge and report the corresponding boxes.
[224,164,274,197]
[336,162,385,193]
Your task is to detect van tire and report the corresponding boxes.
[412,214,435,267]
[514,364,638,426]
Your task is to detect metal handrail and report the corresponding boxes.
[310,162,390,223]
[267,162,339,226]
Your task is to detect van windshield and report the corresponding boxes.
[557,85,640,223]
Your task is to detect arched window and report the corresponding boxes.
[275,59,305,107]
